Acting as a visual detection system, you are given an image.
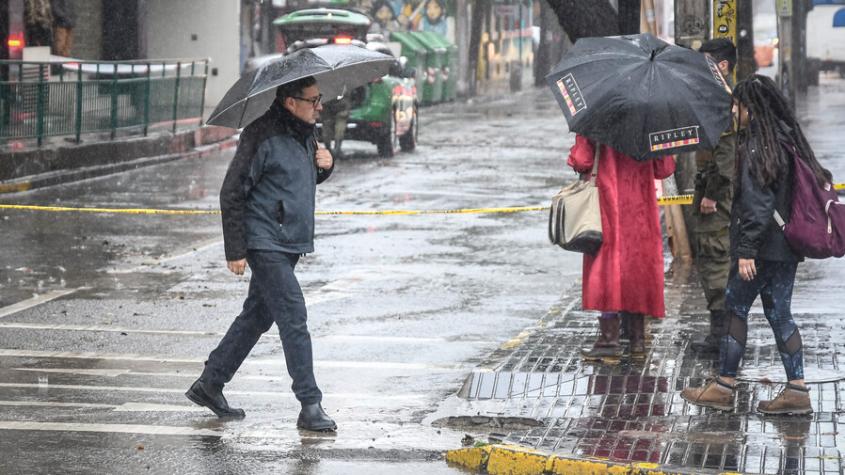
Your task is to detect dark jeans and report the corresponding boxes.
[202,251,322,404]
[720,259,803,381]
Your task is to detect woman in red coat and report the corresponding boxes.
[567,135,676,356]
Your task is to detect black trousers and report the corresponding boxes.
[202,251,322,404]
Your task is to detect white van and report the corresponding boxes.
[806,2,845,77]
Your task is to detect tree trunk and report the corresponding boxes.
[467,0,488,97]
[544,0,621,42]
[617,0,642,35]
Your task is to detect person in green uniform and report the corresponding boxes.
[321,94,351,158]
[690,38,737,353]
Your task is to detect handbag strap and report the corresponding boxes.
[589,144,600,186]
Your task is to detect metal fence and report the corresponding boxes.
[0,58,208,145]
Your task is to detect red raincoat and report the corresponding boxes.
[567,135,676,318]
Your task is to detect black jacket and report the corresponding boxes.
[219,104,333,261]
[730,125,799,262]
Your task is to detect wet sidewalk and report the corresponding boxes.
[437,256,845,474]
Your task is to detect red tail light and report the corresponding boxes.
[334,36,353,45]
[7,33,24,49]
[368,122,385,128]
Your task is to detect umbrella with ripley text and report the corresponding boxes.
[207,44,394,129]
[546,33,732,160]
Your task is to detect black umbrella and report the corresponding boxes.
[546,33,732,160]
[207,44,394,129]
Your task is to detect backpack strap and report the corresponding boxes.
[773,210,786,229]
[826,200,836,234]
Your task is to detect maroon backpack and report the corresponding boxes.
[774,148,845,259]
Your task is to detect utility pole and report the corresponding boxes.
[673,0,711,259]
[777,0,795,108]
[455,0,472,97]
[792,0,808,93]
[535,1,551,86]
[617,0,642,35]
[712,0,754,81]
[674,0,709,49]
[467,0,488,97]
[737,0,755,80]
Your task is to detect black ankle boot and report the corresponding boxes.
[628,313,646,355]
[297,403,337,432]
[185,379,245,419]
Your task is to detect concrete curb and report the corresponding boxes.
[0,125,237,193]
[445,445,742,475]
[0,137,237,195]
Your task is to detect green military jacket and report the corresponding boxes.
[692,129,736,233]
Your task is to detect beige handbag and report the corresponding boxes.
[548,145,603,254]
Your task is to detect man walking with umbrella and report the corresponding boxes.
[185,76,337,431]
[185,44,393,431]
[690,39,738,354]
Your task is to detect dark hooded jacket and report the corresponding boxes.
[730,121,799,262]
[219,103,333,261]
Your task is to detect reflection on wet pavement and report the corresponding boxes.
[436,257,845,473]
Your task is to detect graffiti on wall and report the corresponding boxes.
[363,0,449,35]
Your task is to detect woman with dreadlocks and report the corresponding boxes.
[681,75,831,415]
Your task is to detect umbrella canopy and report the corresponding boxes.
[546,33,732,160]
[208,44,394,129]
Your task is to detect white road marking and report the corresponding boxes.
[0,322,487,344]
[0,322,223,338]
[0,400,114,409]
[11,368,131,378]
[0,349,464,371]
[0,400,204,412]
[0,289,83,319]
[8,366,450,381]
[0,420,223,437]
[0,383,427,401]
[112,402,207,413]
[10,367,281,381]
[0,421,450,445]
[0,421,371,441]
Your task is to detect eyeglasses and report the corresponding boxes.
[292,94,323,107]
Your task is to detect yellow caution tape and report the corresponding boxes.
[0,204,219,215]
[657,194,694,206]
[1,184,842,216]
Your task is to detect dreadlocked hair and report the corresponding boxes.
[733,74,831,188]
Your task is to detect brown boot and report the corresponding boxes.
[680,377,735,411]
[757,384,813,416]
[582,316,622,359]
[628,313,646,355]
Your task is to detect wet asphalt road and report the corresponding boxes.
[0,87,582,473]
[3,73,844,475]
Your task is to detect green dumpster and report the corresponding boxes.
[409,31,445,105]
[388,31,428,100]
[418,32,457,102]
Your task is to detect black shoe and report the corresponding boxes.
[185,379,246,419]
[297,403,337,432]
[691,334,721,354]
